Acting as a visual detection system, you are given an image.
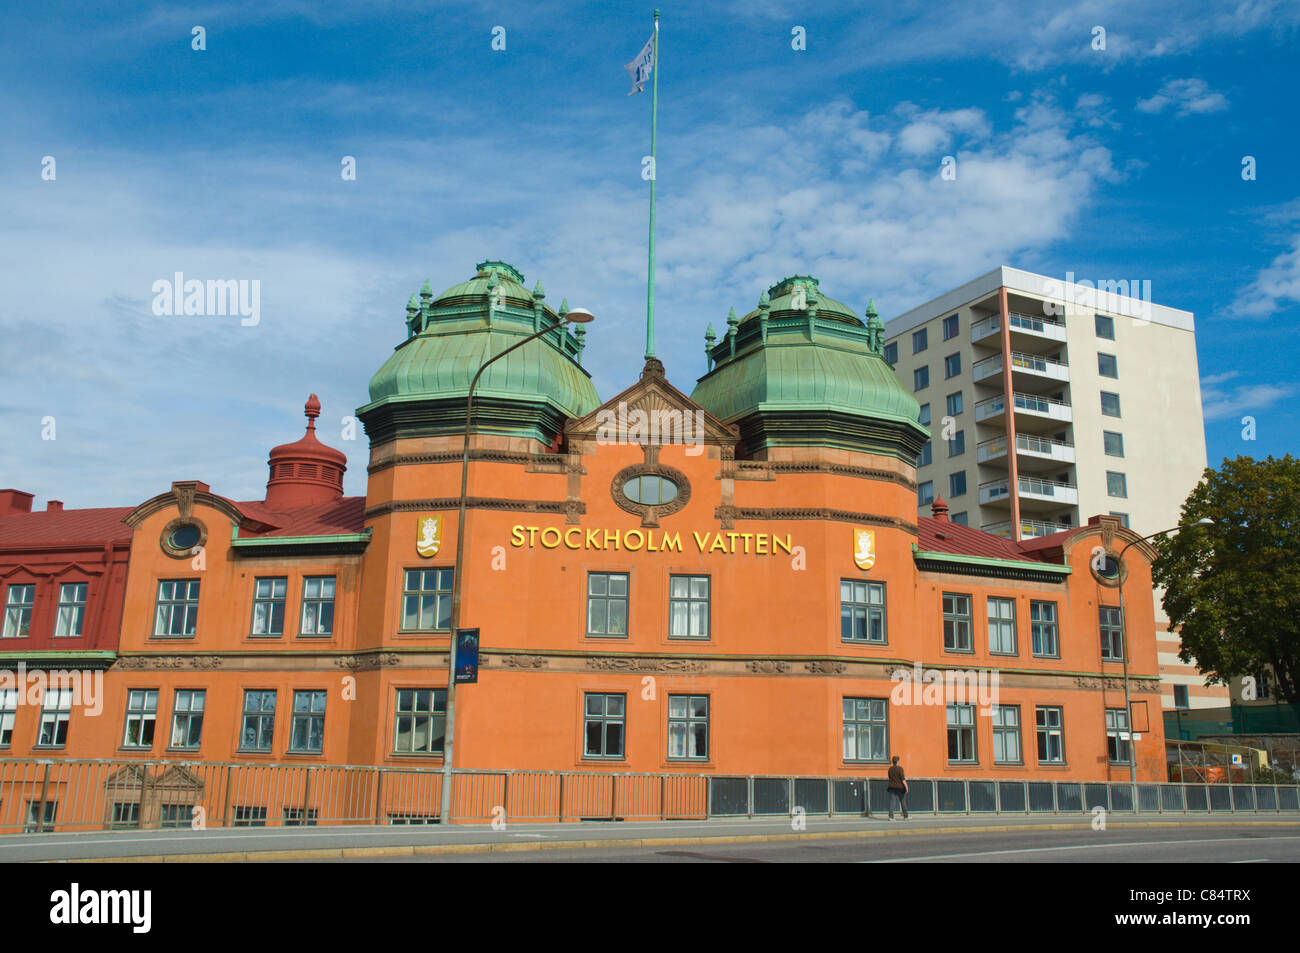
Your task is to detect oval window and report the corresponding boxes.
[1095,553,1121,580]
[624,475,679,505]
[168,524,202,551]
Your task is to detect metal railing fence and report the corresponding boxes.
[1,758,1296,834]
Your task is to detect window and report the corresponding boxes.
[154,580,200,637]
[949,430,965,456]
[401,569,453,631]
[946,704,976,762]
[1106,708,1131,763]
[842,698,888,762]
[0,689,15,746]
[587,572,629,637]
[987,597,1017,654]
[1100,391,1121,417]
[54,583,88,637]
[1106,471,1128,498]
[1030,601,1058,657]
[946,391,963,417]
[1110,512,1130,528]
[393,688,447,754]
[667,695,709,759]
[110,803,140,830]
[1098,352,1118,378]
[37,689,72,747]
[1100,606,1124,660]
[583,693,625,759]
[993,706,1022,764]
[166,522,203,553]
[623,474,679,505]
[913,366,929,391]
[668,575,709,639]
[912,328,928,354]
[240,690,276,752]
[122,689,158,748]
[942,314,959,340]
[949,471,967,498]
[283,808,318,827]
[1036,706,1064,763]
[300,576,336,636]
[250,577,287,637]
[1095,314,1115,339]
[232,806,268,827]
[2,584,35,638]
[1173,685,1189,709]
[24,800,56,833]
[951,511,968,526]
[943,593,972,652]
[944,353,961,378]
[290,690,326,753]
[170,690,205,749]
[883,342,898,366]
[840,580,886,643]
[918,442,932,467]
[917,403,931,427]
[918,481,934,506]
[1103,431,1124,457]
[160,804,191,829]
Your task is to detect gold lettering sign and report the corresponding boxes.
[508,525,794,556]
[853,528,876,570]
[416,515,443,557]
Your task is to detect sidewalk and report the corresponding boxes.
[6,811,1300,863]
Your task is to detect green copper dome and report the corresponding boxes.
[358,261,599,446]
[690,277,928,459]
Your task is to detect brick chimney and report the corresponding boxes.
[931,496,949,521]
[46,500,64,512]
[0,490,34,517]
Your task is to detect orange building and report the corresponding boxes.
[0,261,1169,829]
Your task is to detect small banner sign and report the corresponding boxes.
[455,628,480,684]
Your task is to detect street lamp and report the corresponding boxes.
[438,306,594,824]
[1115,517,1213,804]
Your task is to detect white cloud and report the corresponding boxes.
[1231,234,1300,317]
[1136,78,1229,115]
[1201,379,1296,421]
[0,90,1118,507]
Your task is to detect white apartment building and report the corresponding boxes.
[885,265,1226,710]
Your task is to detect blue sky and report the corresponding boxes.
[2,0,1297,506]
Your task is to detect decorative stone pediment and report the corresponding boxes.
[565,359,738,448]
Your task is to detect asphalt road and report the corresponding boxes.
[331,824,1300,863]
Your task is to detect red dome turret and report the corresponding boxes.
[265,395,347,509]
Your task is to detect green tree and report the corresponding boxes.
[1152,455,1300,703]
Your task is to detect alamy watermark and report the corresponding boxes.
[0,664,103,716]
[594,400,705,456]
[890,662,1000,714]
[1041,272,1152,324]
[151,272,260,326]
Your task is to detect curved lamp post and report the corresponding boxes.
[1115,517,1213,802]
[439,306,594,823]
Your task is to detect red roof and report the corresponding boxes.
[0,507,133,548]
[234,496,367,538]
[916,516,1065,565]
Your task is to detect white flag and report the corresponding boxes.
[624,31,655,95]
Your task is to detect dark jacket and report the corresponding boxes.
[887,764,906,791]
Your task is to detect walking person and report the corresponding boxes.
[886,755,909,820]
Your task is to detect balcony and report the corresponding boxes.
[976,433,1076,470]
[972,350,1070,391]
[979,475,1079,509]
[970,311,1068,348]
[973,391,1073,431]
[982,518,1074,540]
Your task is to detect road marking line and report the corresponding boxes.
[862,835,1300,862]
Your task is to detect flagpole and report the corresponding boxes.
[645,9,660,360]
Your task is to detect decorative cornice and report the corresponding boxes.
[335,653,401,672]
[718,506,919,536]
[367,449,569,475]
[364,497,581,520]
[734,460,917,491]
[116,655,223,670]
